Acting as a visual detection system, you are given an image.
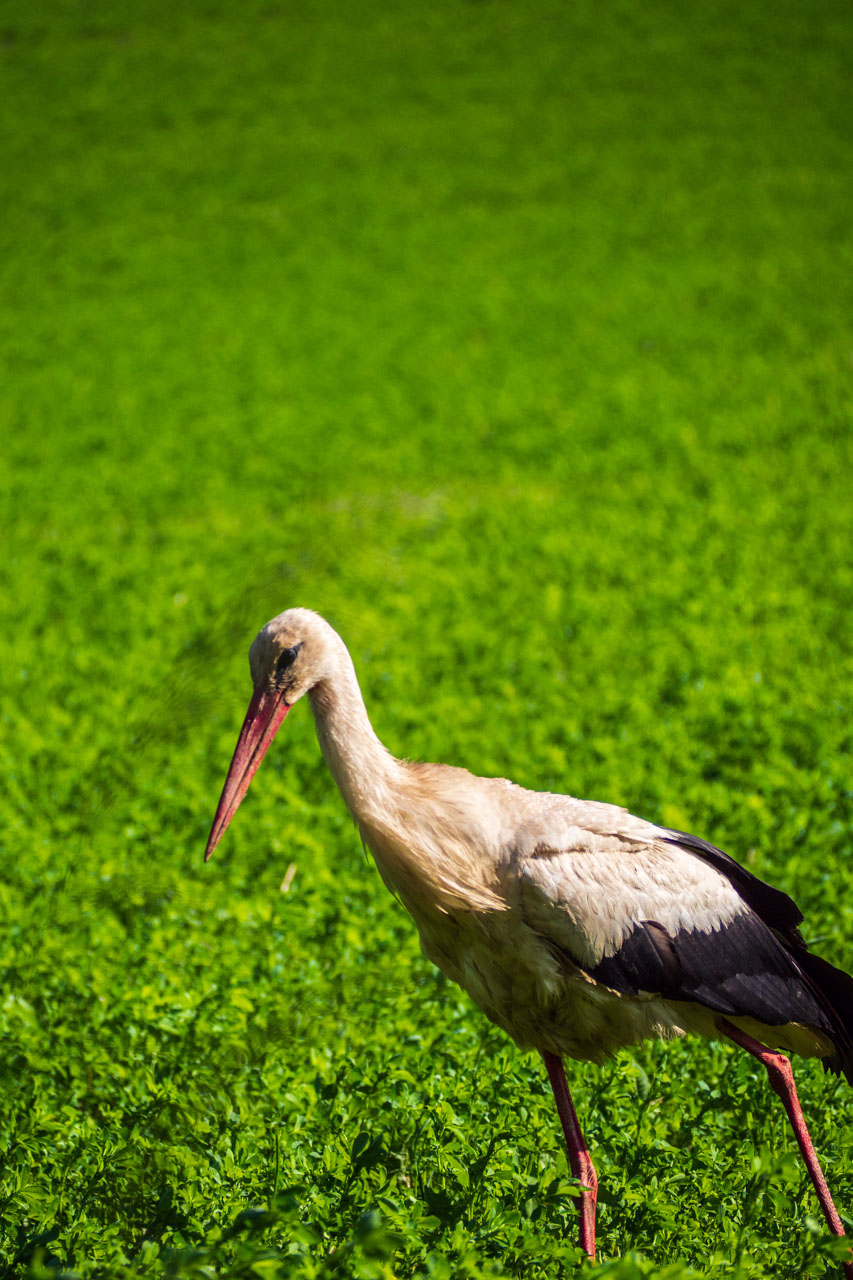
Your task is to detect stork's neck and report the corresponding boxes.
[307,653,403,821]
[306,632,506,918]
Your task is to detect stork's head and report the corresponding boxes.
[204,608,340,861]
[248,607,342,705]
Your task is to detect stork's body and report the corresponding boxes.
[206,609,853,1269]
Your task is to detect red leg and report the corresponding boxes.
[542,1051,598,1261]
[719,1018,852,1277]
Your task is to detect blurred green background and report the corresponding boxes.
[1,0,851,1275]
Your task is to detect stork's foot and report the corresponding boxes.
[542,1051,598,1262]
[718,1018,853,1279]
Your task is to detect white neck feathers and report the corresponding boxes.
[308,646,402,822]
[303,623,505,916]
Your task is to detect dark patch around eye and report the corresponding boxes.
[276,643,302,675]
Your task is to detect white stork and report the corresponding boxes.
[205,608,853,1270]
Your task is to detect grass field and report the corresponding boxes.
[2,0,852,1275]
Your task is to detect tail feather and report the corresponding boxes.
[795,948,853,1083]
[664,827,853,1083]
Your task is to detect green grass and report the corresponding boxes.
[1,0,852,1275]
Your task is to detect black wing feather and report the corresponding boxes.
[590,913,830,1030]
[582,827,853,1081]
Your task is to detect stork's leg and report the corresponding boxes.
[542,1051,598,1261]
[719,1018,852,1276]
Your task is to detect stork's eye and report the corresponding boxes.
[276,644,301,675]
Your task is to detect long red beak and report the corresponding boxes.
[205,686,291,861]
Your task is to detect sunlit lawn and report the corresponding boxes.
[1,0,852,1275]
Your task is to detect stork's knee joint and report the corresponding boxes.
[762,1050,795,1096]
